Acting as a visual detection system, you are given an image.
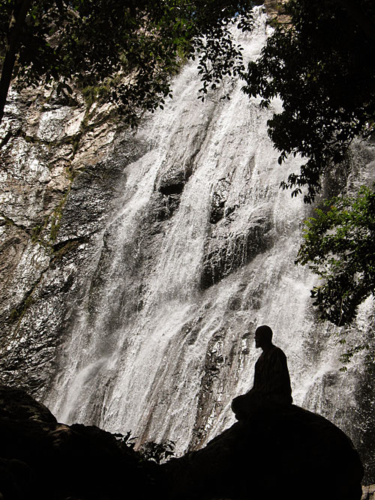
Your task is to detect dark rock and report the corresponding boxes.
[157,167,190,197]
[159,180,185,196]
[200,218,273,289]
[153,168,190,220]
[55,158,127,244]
[0,386,156,500]
[0,386,56,424]
[150,192,182,222]
[209,176,232,224]
[163,405,364,500]
[0,387,364,500]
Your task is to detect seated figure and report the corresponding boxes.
[232,325,292,420]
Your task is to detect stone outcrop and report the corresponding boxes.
[200,213,273,289]
[0,386,364,500]
[164,405,364,500]
[0,386,157,500]
[363,485,375,500]
[264,0,290,24]
[201,162,274,289]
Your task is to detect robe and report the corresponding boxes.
[231,345,292,420]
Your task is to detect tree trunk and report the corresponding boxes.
[0,0,33,125]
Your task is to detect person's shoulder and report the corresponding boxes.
[271,345,287,359]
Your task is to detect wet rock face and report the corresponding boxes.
[158,168,187,196]
[0,86,147,398]
[209,174,234,224]
[154,164,194,220]
[201,215,272,289]
[201,169,273,289]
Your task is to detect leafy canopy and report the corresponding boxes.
[242,0,375,202]
[240,0,375,326]
[296,186,375,326]
[0,0,259,125]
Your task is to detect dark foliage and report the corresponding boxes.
[0,0,260,125]
[242,0,375,202]
[296,185,375,325]
[241,0,375,325]
[140,440,175,464]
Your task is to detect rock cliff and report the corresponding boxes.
[0,85,143,394]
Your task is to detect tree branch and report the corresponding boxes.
[0,0,33,125]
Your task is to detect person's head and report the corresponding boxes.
[255,325,273,350]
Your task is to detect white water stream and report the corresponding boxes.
[45,9,373,456]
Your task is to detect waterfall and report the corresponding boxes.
[44,8,375,461]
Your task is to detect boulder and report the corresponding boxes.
[162,405,364,500]
[0,386,364,500]
[0,386,156,500]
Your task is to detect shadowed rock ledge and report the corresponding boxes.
[163,406,364,500]
[0,386,158,500]
[0,386,364,500]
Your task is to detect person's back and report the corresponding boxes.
[231,325,292,420]
[252,343,292,406]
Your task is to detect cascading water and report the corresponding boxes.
[44,7,375,469]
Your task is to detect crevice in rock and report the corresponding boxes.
[52,236,89,260]
[0,129,15,150]
[209,175,233,224]
[7,273,45,326]
[0,213,32,235]
[200,219,273,289]
[154,166,193,220]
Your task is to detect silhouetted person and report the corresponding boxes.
[231,325,292,420]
